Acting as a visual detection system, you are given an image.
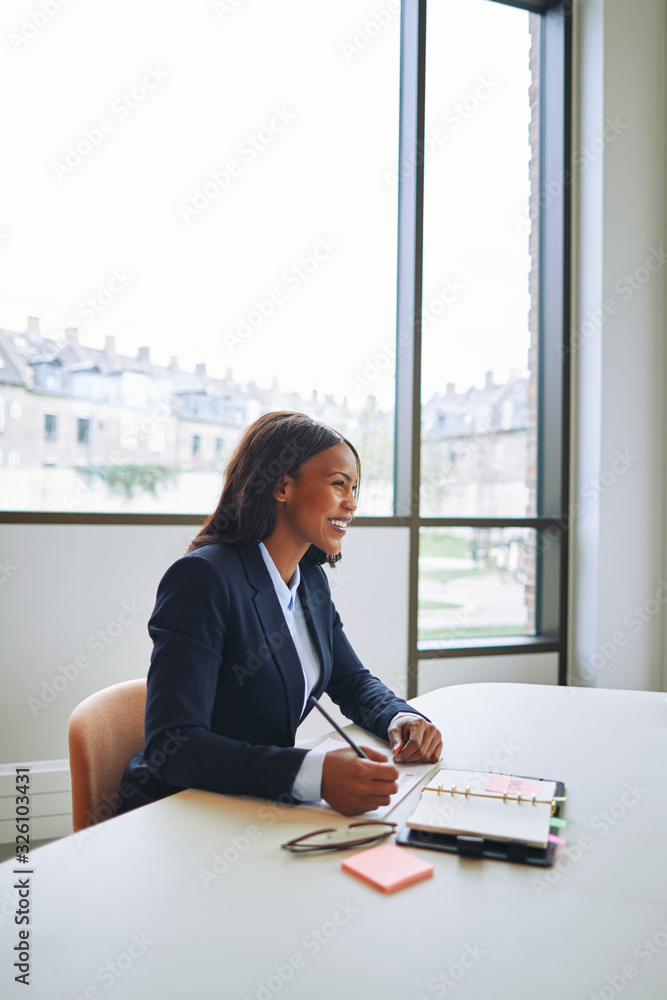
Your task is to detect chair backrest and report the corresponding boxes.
[68,679,147,832]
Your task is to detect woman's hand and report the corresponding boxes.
[387,716,443,763]
[321,747,399,816]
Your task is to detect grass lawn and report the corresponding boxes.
[418,625,525,640]
[418,600,462,610]
[420,566,490,585]
[420,532,474,559]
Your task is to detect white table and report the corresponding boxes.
[1,683,666,1000]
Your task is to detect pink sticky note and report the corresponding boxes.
[342,844,434,894]
[485,774,544,798]
[548,833,566,846]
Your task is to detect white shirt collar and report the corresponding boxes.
[258,541,301,613]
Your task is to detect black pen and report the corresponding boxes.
[308,695,370,759]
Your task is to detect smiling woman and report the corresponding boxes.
[187,410,361,567]
[115,410,443,819]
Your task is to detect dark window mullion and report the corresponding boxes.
[395,0,427,700]
[394,0,426,522]
[419,635,560,658]
[537,3,571,681]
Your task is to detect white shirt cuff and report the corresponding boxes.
[291,747,327,802]
[293,713,424,800]
[389,711,423,730]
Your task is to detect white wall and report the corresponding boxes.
[418,652,558,694]
[0,516,559,770]
[0,523,409,764]
[570,0,666,691]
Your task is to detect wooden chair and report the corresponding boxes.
[67,679,147,832]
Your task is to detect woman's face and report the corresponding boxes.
[276,442,358,555]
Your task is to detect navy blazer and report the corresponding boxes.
[116,541,425,814]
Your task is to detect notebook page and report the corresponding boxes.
[407,769,557,847]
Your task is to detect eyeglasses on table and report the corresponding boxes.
[281,820,397,855]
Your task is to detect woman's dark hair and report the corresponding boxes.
[187,411,361,566]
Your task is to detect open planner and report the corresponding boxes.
[396,768,566,867]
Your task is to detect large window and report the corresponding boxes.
[419,0,540,649]
[393,0,570,690]
[0,0,400,514]
[0,0,570,684]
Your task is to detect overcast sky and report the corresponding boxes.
[0,0,533,410]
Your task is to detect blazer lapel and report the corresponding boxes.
[297,566,331,705]
[236,544,305,734]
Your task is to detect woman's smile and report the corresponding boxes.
[327,516,351,535]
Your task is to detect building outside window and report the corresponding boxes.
[77,418,90,444]
[44,414,58,442]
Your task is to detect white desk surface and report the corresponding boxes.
[1,682,666,1000]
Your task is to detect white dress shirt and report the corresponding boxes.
[258,542,421,802]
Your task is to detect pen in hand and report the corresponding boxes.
[308,695,370,759]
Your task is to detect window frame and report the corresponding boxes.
[77,417,90,445]
[396,0,571,693]
[44,413,58,443]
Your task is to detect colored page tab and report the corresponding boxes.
[485,774,544,798]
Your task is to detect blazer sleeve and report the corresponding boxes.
[142,554,308,802]
[317,566,430,739]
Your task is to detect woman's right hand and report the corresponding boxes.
[321,746,399,816]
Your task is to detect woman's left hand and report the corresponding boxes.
[387,716,443,763]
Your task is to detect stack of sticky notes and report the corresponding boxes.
[341,843,434,893]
